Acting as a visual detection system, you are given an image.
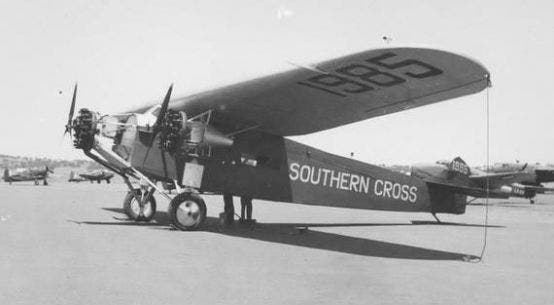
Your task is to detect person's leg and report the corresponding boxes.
[240,197,246,220]
[246,197,253,220]
[223,193,234,223]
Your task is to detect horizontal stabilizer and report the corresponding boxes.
[426,181,509,199]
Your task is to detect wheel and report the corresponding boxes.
[168,193,206,231]
[34,180,39,185]
[43,179,48,186]
[123,189,157,222]
[106,179,111,184]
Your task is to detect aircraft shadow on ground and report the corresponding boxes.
[71,207,498,261]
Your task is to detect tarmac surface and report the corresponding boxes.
[0,182,553,305]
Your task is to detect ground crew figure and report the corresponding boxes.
[240,195,254,224]
[221,147,239,226]
[222,193,235,225]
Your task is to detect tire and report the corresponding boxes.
[168,193,206,231]
[123,189,157,222]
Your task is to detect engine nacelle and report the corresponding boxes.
[157,110,233,153]
[187,121,233,148]
[501,184,536,198]
[72,108,98,150]
[500,185,514,194]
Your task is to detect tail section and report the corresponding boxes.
[445,157,471,185]
[447,157,470,177]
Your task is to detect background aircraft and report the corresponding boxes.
[64,47,491,230]
[411,157,554,206]
[3,166,53,185]
[68,170,114,183]
[483,162,554,203]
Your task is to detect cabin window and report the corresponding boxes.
[240,154,280,170]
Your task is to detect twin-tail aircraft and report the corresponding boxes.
[64,47,490,230]
[68,170,114,184]
[3,166,53,185]
[411,157,554,207]
[484,162,554,203]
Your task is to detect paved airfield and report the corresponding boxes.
[1,182,553,305]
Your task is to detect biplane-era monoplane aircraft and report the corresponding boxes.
[68,170,114,184]
[411,157,554,208]
[3,166,53,185]
[64,47,490,230]
[484,162,554,203]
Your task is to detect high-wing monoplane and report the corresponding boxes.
[3,166,53,185]
[64,47,490,230]
[68,170,114,183]
[411,157,554,207]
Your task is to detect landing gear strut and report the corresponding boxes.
[432,213,442,223]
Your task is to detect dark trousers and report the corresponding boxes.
[223,193,234,221]
[240,196,252,220]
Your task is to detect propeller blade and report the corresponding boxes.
[521,163,528,171]
[154,84,173,128]
[64,83,78,136]
[142,84,174,164]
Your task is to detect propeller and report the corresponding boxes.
[149,84,173,145]
[64,83,78,137]
[154,85,173,129]
[521,163,528,171]
[142,84,173,179]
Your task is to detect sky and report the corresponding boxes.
[0,0,552,166]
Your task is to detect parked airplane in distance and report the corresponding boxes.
[69,170,114,184]
[3,166,53,185]
[483,162,554,203]
[411,157,554,206]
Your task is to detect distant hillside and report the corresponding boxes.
[0,154,103,171]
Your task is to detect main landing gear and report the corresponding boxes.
[122,187,207,230]
[123,189,157,222]
[168,193,206,231]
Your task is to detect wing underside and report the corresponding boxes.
[426,181,509,199]
[131,47,490,136]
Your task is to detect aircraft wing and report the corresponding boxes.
[131,47,490,136]
[469,171,522,184]
[425,181,509,199]
[515,184,554,194]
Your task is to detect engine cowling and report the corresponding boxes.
[72,108,98,150]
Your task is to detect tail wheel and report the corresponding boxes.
[168,193,206,231]
[123,189,157,222]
